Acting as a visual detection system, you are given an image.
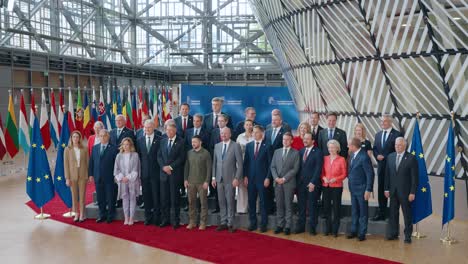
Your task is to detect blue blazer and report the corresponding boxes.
[243,140,273,186]
[110,127,135,147]
[88,143,118,184]
[184,127,210,150]
[265,125,290,150]
[297,146,323,186]
[157,136,186,182]
[373,128,402,174]
[202,112,234,132]
[348,150,374,194]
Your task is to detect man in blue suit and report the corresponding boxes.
[88,129,118,223]
[295,132,323,235]
[202,97,233,133]
[347,137,374,241]
[184,114,210,150]
[110,114,135,147]
[243,125,272,233]
[373,114,402,221]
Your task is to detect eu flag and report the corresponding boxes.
[53,113,72,208]
[410,119,432,224]
[26,117,55,208]
[442,120,455,225]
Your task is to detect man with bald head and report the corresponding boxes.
[212,127,243,233]
[384,137,418,244]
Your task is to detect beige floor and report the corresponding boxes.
[1,161,467,264]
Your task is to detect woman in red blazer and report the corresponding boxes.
[87,121,104,156]
[321,139,347,237]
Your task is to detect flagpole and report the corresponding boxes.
[34,207,51,220]
[441,111,457,245]
[412,111,427,239]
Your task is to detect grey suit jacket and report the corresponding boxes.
[270,148,300,185]
[212,140,243,183]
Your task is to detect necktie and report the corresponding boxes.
[167,139,173,154]
[272,128,277,142]
[183,118,187,131]
[303,148,309,162]
[194,128,199,136]
[313,126,316,136]
[328,129,333,140]
[396,153,402,170]
[222,143,227,160]
[282,148,288,161]
[117,129,122,138]
[382,130,388,147]
[147,137,151,153]
[351,153,356,165]
[254,142,260,159]
[100,145,105,156]
[214,114,218,128]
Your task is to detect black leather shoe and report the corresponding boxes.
[404,238,412,244]
[324,232,330,236]
[139,203,145,209]
[248,225,257,231]
[183,206,189,212]
[96,218,104,223]
[294,228,305,234]
[159,222,169,228]
[106,219,113,224]
[386,236,398,241]
[216,225,228,231]
[347,233,357,239]
[260,226,267,233]
[333,233,338,237]
[274,227,283,234]
[211,209,220,214]
[228,226,236,233]
[284,228,291,235]
[358,235,366,241]
[144,219,152,226]
[372,214,386,221]
[172,223,180,230]
[309,229,317,236]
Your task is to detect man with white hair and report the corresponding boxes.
[373,114,402,221]
[110,114,135,147]
[384,137,418,244]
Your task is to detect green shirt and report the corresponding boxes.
[184,147,212,184]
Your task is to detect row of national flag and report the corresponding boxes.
[0,86,174,160]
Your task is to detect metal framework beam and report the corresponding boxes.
[58,4,96,57]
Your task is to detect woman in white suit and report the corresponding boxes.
[114,137,140,225]
[236,119,254,213]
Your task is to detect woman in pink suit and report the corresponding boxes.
[321,139,347,237]
[114,137,140,225]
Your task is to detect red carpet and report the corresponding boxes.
[26,183,399,264]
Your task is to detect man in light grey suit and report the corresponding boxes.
[212,127,243,233]
[270,132,300,235]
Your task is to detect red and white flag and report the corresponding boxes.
[40,89,52,149]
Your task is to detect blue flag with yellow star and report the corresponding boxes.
[26,116,55,208]
[411,120,432,224]
[53,113,72,208]
[442,120,455,226]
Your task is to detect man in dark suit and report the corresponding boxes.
[385,137,418,244]
[243,125,272,232]
[346,138,375,241]
[174,103,193,138]
[185,114,210,150]
[157,122,186,229]
[317,112,348,157]
[265,109,292,132]
[110,114,136,147]
[373,114,402,221]
[295,132,323,235]
[137,119,163,226]
[88,129,118,223]
[202,97,233,132]
[309,111,323,141]
[234,107,258,138]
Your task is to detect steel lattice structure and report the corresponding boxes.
[249,0,467,179]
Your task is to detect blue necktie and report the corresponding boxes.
[328,129,333,140]
[382,131,388,147]
[167,139,173,155]
[222,143,227,160]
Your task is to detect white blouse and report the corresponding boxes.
[74,147,81,167]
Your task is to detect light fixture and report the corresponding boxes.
[255,66,261,70]
[401,24,407,27]
[453,17,461,20]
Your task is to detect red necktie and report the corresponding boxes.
[254,142,260,159]
[303,148,309,161]
[183,118,187,131]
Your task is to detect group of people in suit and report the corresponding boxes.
[62,97,418,243]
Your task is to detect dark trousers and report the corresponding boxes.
[388,191,413,239]
[160,177,181,225]
[322,186,342,234]
[248,183,268,228]
[266,182,275,214]
[297,183,319,231]
[208,181,220,210]
[350,191,368,236]
[141,176,160,224]
[95,181,116,220]
[377,164,388,215]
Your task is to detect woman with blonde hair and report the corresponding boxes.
[291,121,311,150]
[114,137,140,225]
[354,123,373,159]
[64,131,89,222]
